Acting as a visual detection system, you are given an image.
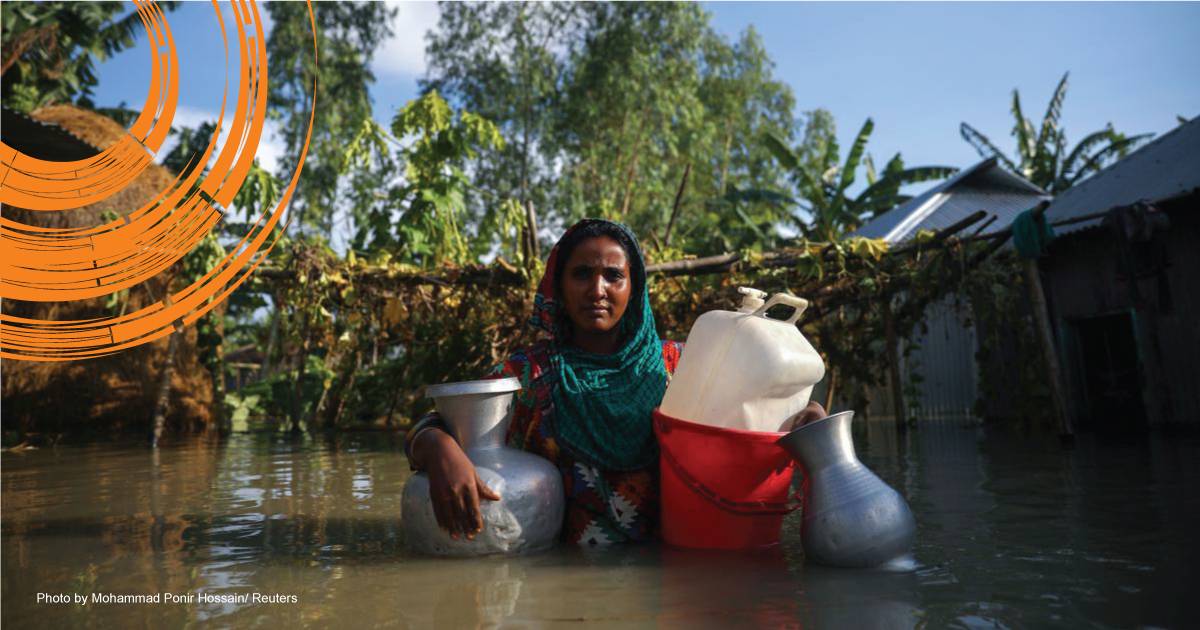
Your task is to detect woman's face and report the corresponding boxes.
[560,236,633,339]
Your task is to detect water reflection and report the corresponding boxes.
[3,422,1199,629]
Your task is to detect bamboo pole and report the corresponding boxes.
[1012,200,1075,438]
[884,297,908,434]
[1025,255,1076,439]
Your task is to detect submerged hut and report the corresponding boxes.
[848,158,1050,422]
[1039,117,1200,430]
[1,105,221,439]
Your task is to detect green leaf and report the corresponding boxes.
[1037,72,1070,154]
[763,132,800,172]
[960,123,1018,173]
[839,118,873,194]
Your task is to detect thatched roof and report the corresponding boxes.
[2,105,221,438]
[1,104,178,230]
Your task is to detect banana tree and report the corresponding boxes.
[960,72,1153,194]
[761,118,958,242]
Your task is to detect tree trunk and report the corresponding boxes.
[150,328,181,448]
[664,163,691,248]
[619,111,651,218]
[324,347,363,429]
[718,129,732,197]
[312,349,340,427]
[258,293,282,382]
[524,199,541,263]
[290,310,311,435]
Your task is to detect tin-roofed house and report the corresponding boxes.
[845,157,1050,422]
[1039,116,1200,431]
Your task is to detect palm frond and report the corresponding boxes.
[890,166,959,187]
[1066,133,1153,186]
[960,123,1018,172]
[864,153,878,186]
[733,204,769,243]
[1037,72,1070,153]
[821,131,841,176]
[1060,127,1115,180]
[853,176,899,208]
[723,187,796,208]
[795,166,830,213]
[762,131,799,172]
[1010,89,1037,166]
[839,118,873,194]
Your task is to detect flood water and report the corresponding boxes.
[3,420,1197,629]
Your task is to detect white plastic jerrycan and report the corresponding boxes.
[659,287,827,433]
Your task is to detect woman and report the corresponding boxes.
[406,218,824,546]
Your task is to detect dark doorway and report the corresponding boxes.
[1069,312,1147,431]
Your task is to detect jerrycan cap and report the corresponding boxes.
[737,287,768,313]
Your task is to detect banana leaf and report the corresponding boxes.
[839,118,874,195]
[960,123,1019,173]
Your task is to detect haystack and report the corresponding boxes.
[1,105,221,439]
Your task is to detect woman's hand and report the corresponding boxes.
[413,429,502,540]
[783,401,828,432]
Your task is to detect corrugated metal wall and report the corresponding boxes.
[818,296,981,422]
[904,297,980,419]
[1041,195,1200,426]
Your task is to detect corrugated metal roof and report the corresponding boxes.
[852,158,1049,243]
[1046,116,1200,235]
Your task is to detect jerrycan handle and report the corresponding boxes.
[752,293,809,325]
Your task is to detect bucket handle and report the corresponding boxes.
[657,418,803,517]
[752,293,808,325]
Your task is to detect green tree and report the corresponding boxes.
[421,1,582,245]
[265,1,396,237]
[763,118,958,241]
[1,1,180,111]
[344,92,506,267]
[553,3,796,255]
[960,72,1152,194]
[423,2,796,256]
[554,2,707,228]
[685,26,796,253]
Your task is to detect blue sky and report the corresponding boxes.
[93,1,1200,205]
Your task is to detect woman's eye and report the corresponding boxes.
[605,270,625,282]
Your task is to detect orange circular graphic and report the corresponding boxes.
[0,0,318,361]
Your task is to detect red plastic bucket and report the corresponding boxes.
[653,408,799,549]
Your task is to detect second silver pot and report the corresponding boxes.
[776,410,916,568]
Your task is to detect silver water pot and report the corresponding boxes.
[402,377,564,557]
[776,410,916,567]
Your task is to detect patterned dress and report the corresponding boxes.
[485,338,684,545]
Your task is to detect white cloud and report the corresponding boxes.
[372,1,441,78]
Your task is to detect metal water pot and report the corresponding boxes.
[776,411,916,567]
[402,377,564,557]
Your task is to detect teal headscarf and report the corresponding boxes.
[530,219,666,471]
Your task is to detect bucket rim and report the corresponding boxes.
[652,408,790,441]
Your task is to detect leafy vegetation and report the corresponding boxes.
[2,2,1096,437]
[960,72,1153,194]
[0,1,180,111]
[760,118,958,241]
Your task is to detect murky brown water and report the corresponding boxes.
[3,421,1197,629]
